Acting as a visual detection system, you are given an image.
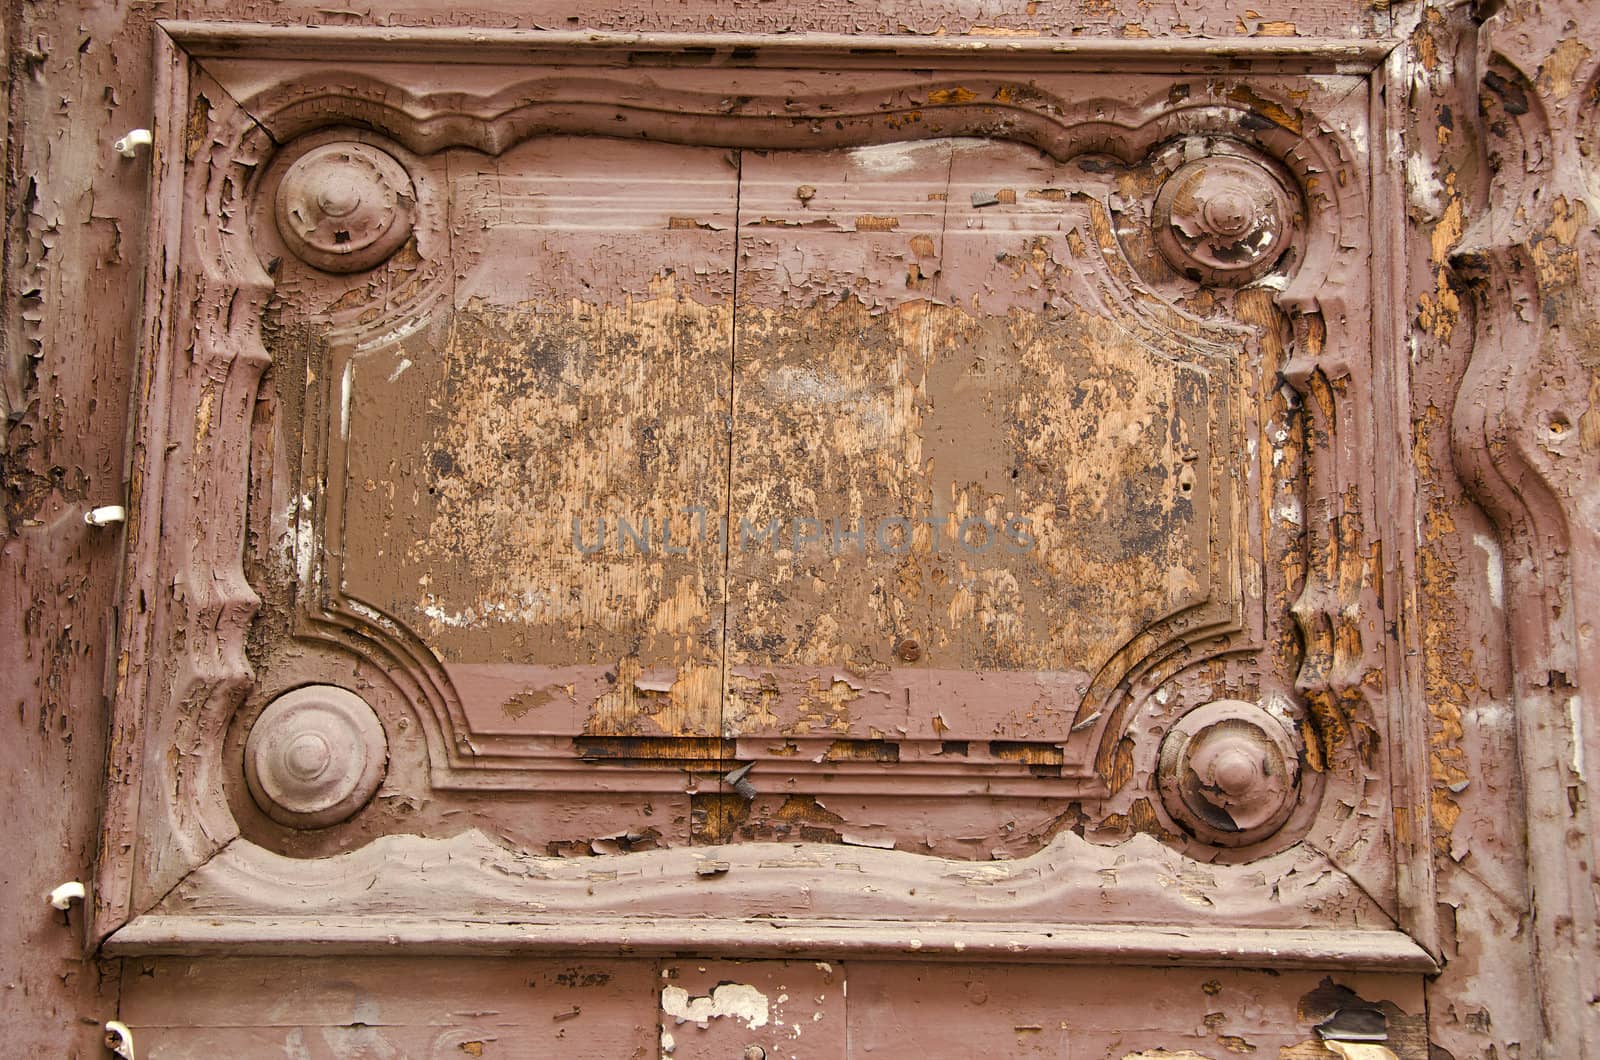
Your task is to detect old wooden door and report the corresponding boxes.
[8,2,1598,1058]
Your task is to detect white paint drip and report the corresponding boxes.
[1262,691,1298,727]
[1466,701,1512,729]
[355,313,429,352]
[1324,1043,1399,1060]
[421,589,550,628]
[1342,118,1369,159]
[294,494,316,587]
[1474,532,1504,609]
[283,1027,312,1060]
[766,365,866,405]
[1405,152,1445,220]
[387,356,413,382]
[1569,695,1585,780]
[340,360,354,440]
[848,140,945,176]
[661,984,770,1030]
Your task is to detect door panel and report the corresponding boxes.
[99,31,1434,1029]
[0,0,1572,1051]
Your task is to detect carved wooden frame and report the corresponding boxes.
[94,20,1439,972]
[1449,7,1600,1049]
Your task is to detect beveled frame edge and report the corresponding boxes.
[93,20,1434,972]
[93,22,191,954]
[1371,40,1441,965]
[160,19,1395,72]
[105,915,1438,972]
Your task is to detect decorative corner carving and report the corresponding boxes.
[244,685,388,828]
[274,142,415,273]
[1158,699,1301,847]
[1154,153,1298,285]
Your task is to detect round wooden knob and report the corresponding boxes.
[275,142,414,273]
[244,685,387,828]
[1153,155,1295,285]
[1157,700,1300,847]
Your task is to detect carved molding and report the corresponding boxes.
[217,65,1374,805]
[273,81,1267,797]
[1449,3,1600,1052]
[95,22,1427,969]
[106,829,1433,969]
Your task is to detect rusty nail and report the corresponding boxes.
[744,1047,767,1060]
[796,184,816,204]
[896,638,922,663]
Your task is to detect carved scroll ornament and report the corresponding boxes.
[1450,3,1600,1050]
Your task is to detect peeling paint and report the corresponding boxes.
[661,983,771,1029]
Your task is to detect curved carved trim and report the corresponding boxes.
[1263,74,1390,890]
[1449,12,1600,1051]
[94,27,193,943]
[256,76,1354,797]
[240,70,1358,290]
[115,830,1430,971]
[101,63,279,929]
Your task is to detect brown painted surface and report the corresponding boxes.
[1,2,1596,1059]
[107,40,1416,980]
